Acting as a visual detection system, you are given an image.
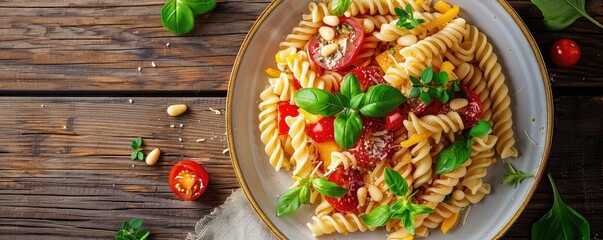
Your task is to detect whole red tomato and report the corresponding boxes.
[550,39,580,68]
[169,160,209,201]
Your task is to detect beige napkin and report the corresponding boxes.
[186,188,279,240]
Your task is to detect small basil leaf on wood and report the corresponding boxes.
[361,205,392,227]
[384,168,409,197]
[161,0,195,35]
[183,0,217,15]
[350,93,365,109]
[531,0,603,31]
[277,187,302,216]
[330,0,352,16]
[129,219,143,229]
[311,178,348,198]
[532,174,590,239]
[334,110,362,150]
[469,120,491,137]
[435,140,472,174]
[294,88,344,116]
[359,85,406,117]
[341,73,362,99]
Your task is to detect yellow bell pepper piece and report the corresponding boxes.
[315,140,342,168]
[414,0,424,5]
[265,68,281,78]
[402,236,414,240]
[425,5,460,31]
[441,212,459,234]
[400,132,433,148]
[298,109,323,124]
[440,61,455,80]
[376,45,405,72]
[434,1,452,14]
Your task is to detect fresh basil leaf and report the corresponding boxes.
[129,219,143,229]
[394,7,407,18]
[440,90,450,103]
[183,0,216,15]
[435,140,471,174]
[444,193,452,201]
[502,163,534,188]
[361,205,392,227]
[330,0,352,16]
[135,230,150,240]
[436,71,449,86]
[531,0,603,31]
[452,80,461,91]
[131,152,138,160]
[335,93,350,108]
[419,91,431,104]
[421,67,433,84]
[427,88,439,99]
[409,87,420,98]
[161,0,195,35]
[359,85,406,117]
[417,19,426,24]
[116,236,128,240]
[408,203,433,215]
[277,187,303,216]
[409,75,421,86]
[131,141,138,150]
[136,137,143,147]
[384,168,409,197]
[341,73,362,99]
[121,221,129,230]
[469,120,491,137]
[350,93,365,109]
[390,200,406,215]
[294,88,344,117]
[401,210,415,235]
[312,178,348,198]
[532,174,590,239]
[137,151,144,161]
[405,5,412,15]
[334,110,363,150]
[299,185,311,204]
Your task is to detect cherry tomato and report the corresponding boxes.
[308,17,365,71]
[306,117,335,143]
[421,99,450,117]
[293,78,302,90]
[385,108,403,131]
[348,66,386,91]
[456,85,483,129]
[326,167,363,212]
[550,38,580,68]
[400,98,428,120]
[349,117,393,168]
[169,160,209,201]
[278,102,299,135]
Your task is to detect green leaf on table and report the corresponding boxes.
[161,0,195,35]
[277,186,302,216]
[334,110,363,150]
[435,140,472,174]
[129,219,143,229]
[183,0,217,15]
[532,174,590,239]
[116,218,150,240]
[531,0,603,30]
[137,151,144,161]
[312,178,348,198]
[131,152,138,160]
[294,88,345,117]
[359,85,406,117]
[330,0,352,16]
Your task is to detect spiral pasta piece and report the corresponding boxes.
[268,72,295,103]
[285,115,313,178]
[258,86,290,171]
[409,139,432,188]
[279,19,321,50]
[345,0,432,17]
[315,196,335,217]
[302,2,330,23]
[455,62,493,121]
[328,151,358,170]
[461,157,496,194]
[354,35,381,67]
[286,50,330,91]
[307,212,375,236]
[404,112,464,135]
[400,18,467,62]
[421,184,491,229]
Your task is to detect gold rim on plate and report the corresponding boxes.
[226,1,553,239]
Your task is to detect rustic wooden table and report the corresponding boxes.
[0,0,600,239]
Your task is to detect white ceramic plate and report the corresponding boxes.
[227,1,552,239]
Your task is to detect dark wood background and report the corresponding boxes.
[0,0,600,239]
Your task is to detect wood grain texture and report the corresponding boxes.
[0,96,601,239]
[0,0,600,92]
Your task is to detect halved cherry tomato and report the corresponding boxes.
[385,108,404,131]
[348,66,386,91]
[400,98,428,120]
[421,99,450,116]
[550,38,580,68]
[169,160,209,201]
[326,167,363,212]
[278,102,299,135]
[349,117,393,168]
[456,85,483,129]
[293,78,302,90]
[306,117,335,143]
[308,17,365,71]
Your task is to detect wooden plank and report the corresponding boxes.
[0,96,601,238]
[0,0,601,92]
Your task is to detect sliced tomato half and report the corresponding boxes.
[326,167,364,212]
[169,160,209,201]
[308,17,365,71]
[348,66,385,91]
[348,117,394,168]
[278,102,299,135]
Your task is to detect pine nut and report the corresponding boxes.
[319,26,335,41]
[368,184,383,202]
[362,19,375,33]
[452,189,465,201]
[167,104,187,116]
[323,16,340,27]
[450,98,469,110]
[397,34,418,46]
[145,148,160,165]
[357,187,367,207]
[321,43,339,57]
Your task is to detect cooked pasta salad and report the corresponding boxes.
[257,0,517,238]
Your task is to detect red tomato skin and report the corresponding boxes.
[456,86,483,129]
[306,117,335,143]
[385,109,403,131]
[278,102,300,135]
[550,39,580,68]
[401,98,428,120]
[168,160,210,201]
[348,117,393,168]
[325,167,363,212]
[348,66,386,91]
[293,79,302,90]
[308,17,365,71]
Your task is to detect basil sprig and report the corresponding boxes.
[294,73,406,150]
[435,120,492,174]
[532,174,590,239]
[277,177,347,216]
[330,0,352,16]
[409,67,460,104]
[502,163,534,188]
[394,5,426,30]
[161,0,217,35]
[361,168,432,235]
